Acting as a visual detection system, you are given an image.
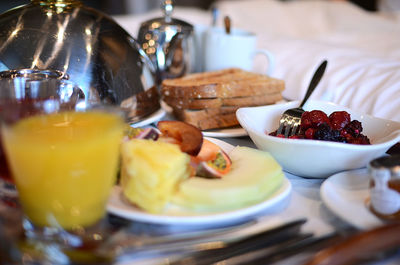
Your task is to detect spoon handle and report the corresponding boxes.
[299,60,328,108]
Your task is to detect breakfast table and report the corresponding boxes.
[0,0,399,264]
[106,118,400,265]
[1,132,399,265]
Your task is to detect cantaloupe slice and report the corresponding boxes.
[171,146,284,212]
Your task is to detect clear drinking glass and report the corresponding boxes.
[0,93,125,252]
[0,69,74,206]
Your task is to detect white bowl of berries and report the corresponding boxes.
[236,100,400,178]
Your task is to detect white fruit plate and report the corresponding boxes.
[107,138,291,226]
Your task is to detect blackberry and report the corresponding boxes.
[344,120,363,137]
[314,123,345,142]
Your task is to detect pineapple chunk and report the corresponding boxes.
[171,146,284,212]
[120,139,191,213]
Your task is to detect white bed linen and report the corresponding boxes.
[114,0,400,122]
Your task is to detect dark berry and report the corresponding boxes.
[348,134,371,145]
[329,111,351,130]
[344,120,363,137]
[313,124,331,141]
[301,110,330,130]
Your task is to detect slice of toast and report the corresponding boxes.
[164,92,283,110]
[162,68,285,130]
[161,68,285,99]
[172,108,239,130]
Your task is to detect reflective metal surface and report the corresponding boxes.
[0,68,68,80]
[0,0,159,123]
[137,0,195,85]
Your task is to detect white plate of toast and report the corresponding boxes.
[130,108,166,128]
[201,126,247,138]
[160,68,284,138]
[162,102,248,137]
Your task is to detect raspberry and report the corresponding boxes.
[329,111,351,130]
[304,128,316,139]
[301,110,330,130]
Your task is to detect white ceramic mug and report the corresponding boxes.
[203,27,275,75]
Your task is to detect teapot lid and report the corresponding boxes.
[139,0,193,34]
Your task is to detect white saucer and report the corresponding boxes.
[202,127,248,138]
[320,168,384,230]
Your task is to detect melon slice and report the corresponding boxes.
[171,146,284,212]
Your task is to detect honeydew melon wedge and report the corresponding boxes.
[171,146,284,212]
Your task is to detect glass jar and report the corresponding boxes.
[368,155,400,221]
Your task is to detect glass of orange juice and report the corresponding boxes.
[0,83,125,247]
[0,69,76,207]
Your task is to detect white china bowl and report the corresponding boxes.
[236,100,400,178]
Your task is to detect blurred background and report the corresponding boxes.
[0,0,383,15]
[0,0,215,15]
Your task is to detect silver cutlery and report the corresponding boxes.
[114,218,307,263]
[276,60,328,138]
[169,225,360,265]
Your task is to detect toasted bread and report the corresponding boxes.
[172,108,238,130]
[161,68,285,99]
[164,92,283,110]
[162,68,285,130]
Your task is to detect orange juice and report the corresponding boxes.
[2,111,124,229]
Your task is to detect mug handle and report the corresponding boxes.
[252,49,275,76]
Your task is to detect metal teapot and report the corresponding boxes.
[0,0,160,123]
[137,0,195,85]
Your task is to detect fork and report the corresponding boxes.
[276,60,328,137]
